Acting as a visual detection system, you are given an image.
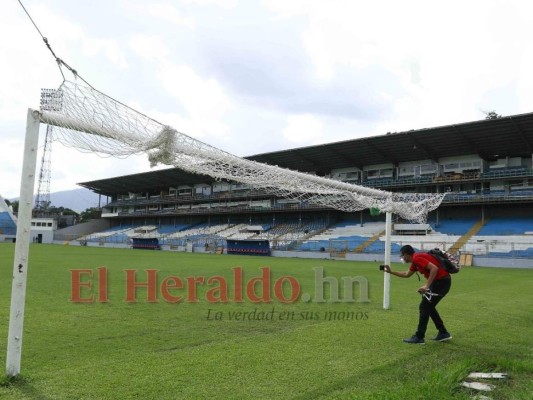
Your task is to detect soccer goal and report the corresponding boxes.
[7,80,445,376]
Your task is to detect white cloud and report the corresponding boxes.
[45,146,163,196]
[181,0,239,9]
[82,38,129,70]
[0,3,132,198]
[146,3,195,28]
[0,7,60,121]
[157,62,232,137]
[128,34,171,61]
[263,0,533,131]
[282,114,324,145]
[0,139,26,198]
[128,100,208,143]
[261,0,315,19]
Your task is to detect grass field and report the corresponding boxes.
[0,244,531,399]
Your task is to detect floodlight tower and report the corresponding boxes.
[34,125,52,214]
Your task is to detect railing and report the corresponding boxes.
[109,188,276,206]
[481,168,532,179]
[53,233,533,259]
[442,192,533,204]
[113,202,330,217]
[365,176,434,187]
[280,238,533,258]
[104,193,533,216]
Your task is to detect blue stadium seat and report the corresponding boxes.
[0,212,17,236]
[477,217,533,235]
[432,218,478,235]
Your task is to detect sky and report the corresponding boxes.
[1,0,533,202]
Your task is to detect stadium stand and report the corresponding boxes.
[71,111,533,265]
[157,224,192,235]
[74,214,533,259]
[476,217,533,235]
[0,193,17,239]
[431,218,480,235]
[80,225,134,243]
[294,221,385,252]
[0,211,17,237]
[223,224,259,240]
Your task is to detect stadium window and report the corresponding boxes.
[444,163,460,171]
[380,168,393,177]
[420,164,437,174]
[345,172,359,179]
[399,167,414,176]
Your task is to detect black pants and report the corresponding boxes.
[416,277,451,339]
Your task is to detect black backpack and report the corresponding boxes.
[427,248,460,274]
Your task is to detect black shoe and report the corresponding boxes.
[431,332,452,342]
[403,335,425,344]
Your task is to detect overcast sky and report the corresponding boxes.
[1,0,533,201]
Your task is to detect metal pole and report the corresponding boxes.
[383,212,392,310]
[6,109,41,376]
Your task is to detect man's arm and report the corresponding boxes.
[382,265,415,278]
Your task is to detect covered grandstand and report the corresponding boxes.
[73,112,533,266]
[0,193,17,242]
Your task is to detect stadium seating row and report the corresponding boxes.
[78,217,533,258]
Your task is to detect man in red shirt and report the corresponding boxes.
[383,244,452,344]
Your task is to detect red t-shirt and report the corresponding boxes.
[409,253,450,280]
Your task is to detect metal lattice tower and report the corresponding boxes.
[34,124,52,213]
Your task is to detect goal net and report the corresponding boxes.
[40,80,445,222]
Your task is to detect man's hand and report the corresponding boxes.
[382,265,391,273]
[417,285,429,294]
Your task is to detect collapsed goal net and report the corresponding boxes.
[8,79,445,376]
[39,80,445,222]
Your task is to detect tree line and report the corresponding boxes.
[4,199,101,225]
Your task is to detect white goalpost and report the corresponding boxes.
[6,110,40,376]
[6,81,445,375]
[383,212,392,310]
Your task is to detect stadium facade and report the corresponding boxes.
[76,112,533,265]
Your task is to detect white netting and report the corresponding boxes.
[39,81,445,222]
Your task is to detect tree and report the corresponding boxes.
[483,110,502,120]
[79,207,101,223]
[6,200,18,213]
[48,206,78,216]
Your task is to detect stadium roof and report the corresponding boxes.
[80,111,533,196]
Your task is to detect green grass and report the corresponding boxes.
[0,243,531,399]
